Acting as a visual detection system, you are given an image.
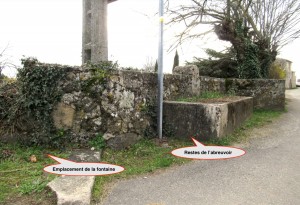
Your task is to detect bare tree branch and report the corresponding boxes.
[166,0,300,51]
[0,45,17,78]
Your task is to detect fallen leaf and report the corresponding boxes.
[30,155,37,163]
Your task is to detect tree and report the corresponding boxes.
[143,57,156,72]
[0,47,7,79]
[0,45,16,80]
[187,48,238,78]
[167,0,300,78]
[173,50,179,69]
[154,60,158,72]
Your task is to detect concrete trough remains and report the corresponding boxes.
[163,97,253,141]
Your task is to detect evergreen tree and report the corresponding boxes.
[173,50,179,69]
[154,60,158,73]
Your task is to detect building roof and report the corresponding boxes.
[276,58,293,64]
[108,0,118,3]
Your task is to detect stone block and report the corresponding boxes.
[173,65,199,76]
[107,133,141,150]
[52,102,75,129]
[47,150,101,205]
[163,97,253,140]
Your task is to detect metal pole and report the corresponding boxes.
[158,0,164,140]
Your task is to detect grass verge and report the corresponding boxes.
[92,108,285,204]
[0,143,69,204]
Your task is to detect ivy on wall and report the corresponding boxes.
[235,20,261,79]
[82,61,118,95]
[0,58,67,147]
[0,59,120,147]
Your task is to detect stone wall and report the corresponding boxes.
[1,63,286,148]
[173,66,285,110]
[224,78,285,110]
[291,71,296,88]
[199,76,226,93]
[194,76,285,111]
[56,66,284,148]
[53,68,200,149]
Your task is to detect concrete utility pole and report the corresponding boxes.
[82,0,117,64]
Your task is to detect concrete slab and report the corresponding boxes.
[164,97,253,140]
[47,150,101,205]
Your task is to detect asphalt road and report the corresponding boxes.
[101,89,300,205]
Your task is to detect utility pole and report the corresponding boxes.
[158,0,164,140]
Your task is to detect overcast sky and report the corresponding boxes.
[1,0,299,77]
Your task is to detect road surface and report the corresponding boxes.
[101,89,300,205]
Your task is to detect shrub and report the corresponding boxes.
[269,63,286,79]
